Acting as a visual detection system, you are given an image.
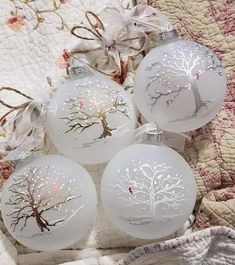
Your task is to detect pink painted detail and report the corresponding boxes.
[52,186,60,193]
[79,101,84,109]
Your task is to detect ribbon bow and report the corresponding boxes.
[70,4,172,71]
[0,87,54,162]
[71,11,146,69]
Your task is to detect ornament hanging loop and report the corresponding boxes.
[142,129,164,145]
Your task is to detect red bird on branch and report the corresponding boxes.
[128,187,133,194]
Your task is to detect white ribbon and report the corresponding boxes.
[71,4,173,71]
[124,5,172,32]
[1,98,56,162]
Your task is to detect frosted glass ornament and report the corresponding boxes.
[134,31,227,133]
[101,143,196,239]
[46,69,136,164]
[1,155,97,251]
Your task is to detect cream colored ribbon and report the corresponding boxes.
[71,4,172,69]
[0,95,56,162]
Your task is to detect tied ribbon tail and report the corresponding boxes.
[0,87,33,126]
[2,128,45,162]
[71,10,145,67]
[0,87,56,162]
[70,4,172,70]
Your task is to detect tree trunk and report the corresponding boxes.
[99,116,113,139]
[190,79,204,116]
[149,182,155,221]
[150,198,154,219]
[33,209,50,232]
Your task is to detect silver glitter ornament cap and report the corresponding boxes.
[159,29,178,42]
[69,65,94,79]
[142,130,164,145]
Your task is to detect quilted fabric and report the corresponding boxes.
[146,0,235,225]
[120,226,235,265]
[1,226,234,265]
[195,187,235,229]
[148,0,235,202]
[0,0,234,264]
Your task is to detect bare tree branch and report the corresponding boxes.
[61,85,130,139]
[114,162,186,225]
[148,86,189,110]
[145,44,222,119]
[5,166,82,233]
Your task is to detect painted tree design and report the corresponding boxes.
[145,43,223,119]
[61,85,129,139]
[114,161,186,225]
[5,166,81,233]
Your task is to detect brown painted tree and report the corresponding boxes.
[6,166,81,232]
[145,44,223,118]
[61,85,129,139]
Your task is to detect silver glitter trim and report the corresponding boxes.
[159,29,178,42]
[142,130,164,145]
[69,66,93,79]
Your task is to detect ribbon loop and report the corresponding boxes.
[0,88,54,162]
[70,4,172,72]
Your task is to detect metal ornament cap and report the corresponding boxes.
[159,29,178,42]
[142,130,164,145]
[69,65,93,79]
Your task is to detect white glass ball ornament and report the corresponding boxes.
[46,67,136,164]
[134,30,227,133]
[101,136,196,239]
[1,155,97,251]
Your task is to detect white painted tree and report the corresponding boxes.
[114,161,186,225]
[145,44,223,118]
[6,166,82,233]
